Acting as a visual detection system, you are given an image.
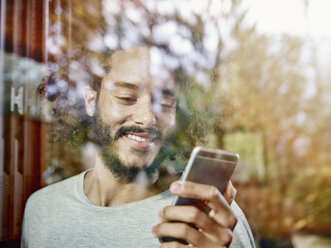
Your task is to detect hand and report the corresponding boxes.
[152,181,237,247]
[223,181,237,205]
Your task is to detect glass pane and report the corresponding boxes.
[1,0,330,247]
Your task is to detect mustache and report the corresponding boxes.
[114,125,163,141]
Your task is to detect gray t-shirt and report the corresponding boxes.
[21,170,255,248]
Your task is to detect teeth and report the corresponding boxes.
[127,134,150,142]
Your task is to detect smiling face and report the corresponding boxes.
[85,47,177,176]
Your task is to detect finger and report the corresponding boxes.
[160,206,234,246]
[153,222,205,247]
[170,181,237,229]
[160,205,217,234]
[223,181,237,205]
[160,241,188,248]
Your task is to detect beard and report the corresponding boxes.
[87,114,170,183]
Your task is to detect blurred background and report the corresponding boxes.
[0,0,330,247]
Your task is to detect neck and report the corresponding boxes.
[84,154,158,207]
[82,145,180,207]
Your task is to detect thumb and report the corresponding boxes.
[223,180,237,205]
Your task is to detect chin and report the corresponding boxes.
[120,151,158,169]
[115,142,160,164]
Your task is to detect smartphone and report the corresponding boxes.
[160,146,239,244]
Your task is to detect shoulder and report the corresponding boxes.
[22,172,84,235]
[21,172,86,247]
[231,200,246,219]
[25,171,83,210]
[230,201,256,248]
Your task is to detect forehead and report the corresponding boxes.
[102,47,178,92]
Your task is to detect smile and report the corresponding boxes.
[123,132,158,149]
[126,133,152,142]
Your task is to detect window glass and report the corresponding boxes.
[0,0,330,247]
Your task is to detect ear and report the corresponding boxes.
[84,86,97,117]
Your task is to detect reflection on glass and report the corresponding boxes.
[0,0,330,247]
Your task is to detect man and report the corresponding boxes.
[21,47,255,247]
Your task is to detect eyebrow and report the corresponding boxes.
[113,81,139,90]
[113,81,177,98]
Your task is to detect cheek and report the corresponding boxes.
[106,108,128,121]
[158,113,176,136]
[98,98,130,124]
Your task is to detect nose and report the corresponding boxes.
[132,97,156,128]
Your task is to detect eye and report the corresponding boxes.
[116,97,137,104]
[153,101,176,113]
[161,104,174,110]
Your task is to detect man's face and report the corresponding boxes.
[86,48,177,174]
